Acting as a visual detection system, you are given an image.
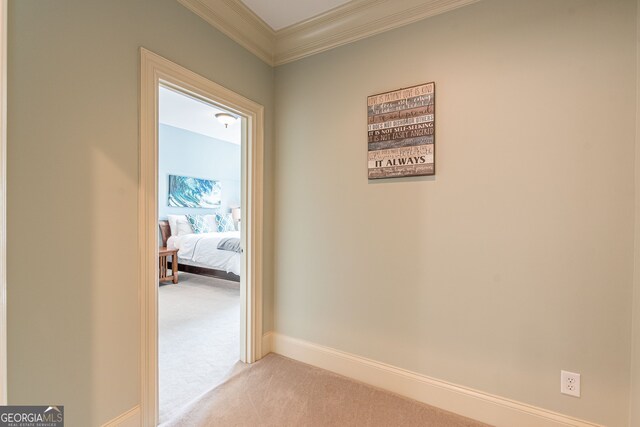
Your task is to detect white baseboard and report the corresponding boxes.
[268,333,602,427]
[101,405,140,427]
[262,331,273,357]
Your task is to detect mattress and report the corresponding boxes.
[167,231,241,276]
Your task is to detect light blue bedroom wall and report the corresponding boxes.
[158,124,241,219]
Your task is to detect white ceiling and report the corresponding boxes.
[159,86,241,145]
[240,0,352,30]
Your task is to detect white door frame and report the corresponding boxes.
[139,48,264,426]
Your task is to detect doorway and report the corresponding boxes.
[157,85,243,422]
[139,48,264,426]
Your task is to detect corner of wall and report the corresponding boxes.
[631,2,640,425]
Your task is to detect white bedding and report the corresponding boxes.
[167,231,241,276]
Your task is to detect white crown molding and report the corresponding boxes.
[177,0,276,65]
[268,333,604,427]
[177,0,481,66]
[274,0,481,65]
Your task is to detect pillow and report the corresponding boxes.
[215,213,236,232]
[186,214,213,234]
[167,214,193,236]
[203,214,217,231]
[166,214,182,236]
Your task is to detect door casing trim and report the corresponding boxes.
[139,47,264,426]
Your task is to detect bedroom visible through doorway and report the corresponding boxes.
[157,85,243,423]
[140,48,264,426]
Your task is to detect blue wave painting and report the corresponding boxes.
[168,175,221,208]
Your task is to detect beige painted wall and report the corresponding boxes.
[631,1,640,424]
[7,0,274,425]
[274,1,636,425]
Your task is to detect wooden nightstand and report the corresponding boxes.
[159,247,179,284]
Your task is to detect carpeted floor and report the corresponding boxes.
[159,272,241,423]
[163,353,490,427]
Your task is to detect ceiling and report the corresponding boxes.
[240,0,351,30]
[159,86,241,145]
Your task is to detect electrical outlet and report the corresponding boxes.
[561,370,581,397]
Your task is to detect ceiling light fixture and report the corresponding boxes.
[215,112,238,128]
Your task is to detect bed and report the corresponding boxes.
[159,220,241,282]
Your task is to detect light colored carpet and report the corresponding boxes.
[163,354,491,427]
[159,272,240,424]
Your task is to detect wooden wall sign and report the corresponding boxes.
[367,82,435,179]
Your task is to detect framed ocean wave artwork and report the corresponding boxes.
[168,175,222,208]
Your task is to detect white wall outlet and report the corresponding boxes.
[560,370,581,397]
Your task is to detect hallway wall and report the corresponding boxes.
[274,1,636,425]
[7,0,274,425]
